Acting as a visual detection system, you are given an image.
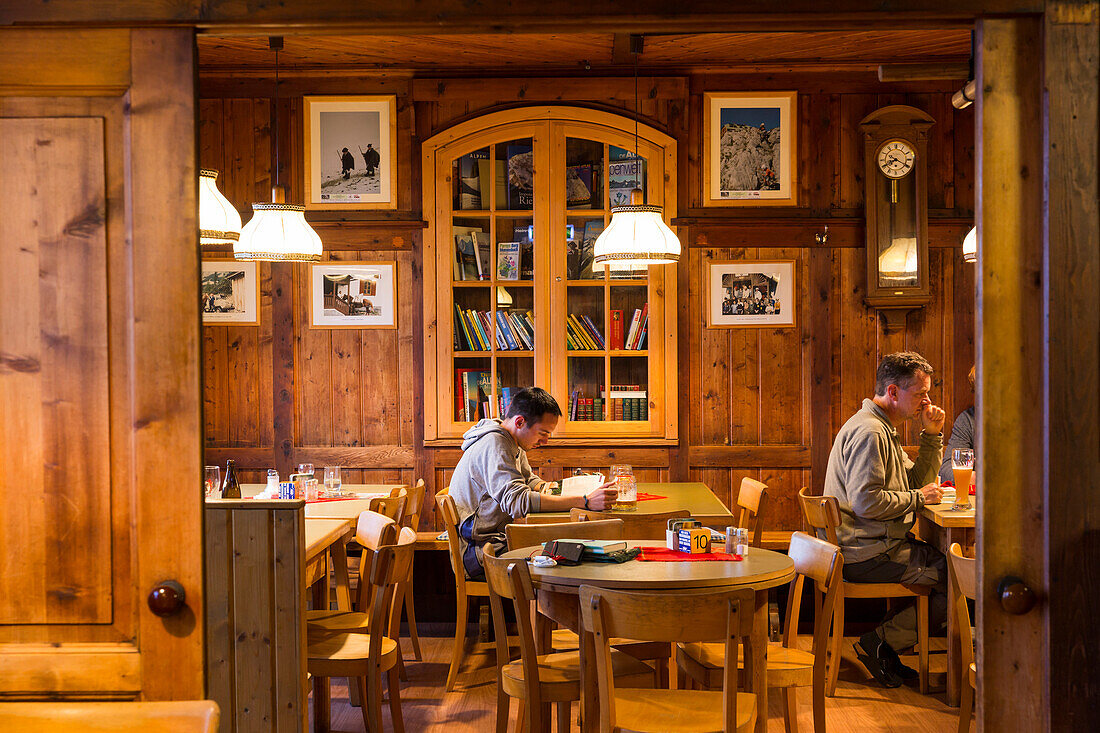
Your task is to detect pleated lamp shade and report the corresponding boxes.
[962,226,977,263]
[592,188,680,271]
[199,169,242,245]
[234,186,322,262]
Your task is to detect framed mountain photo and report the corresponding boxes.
[304,95,397,210]
[704,92,797,206]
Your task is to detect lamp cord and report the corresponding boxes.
[273,43,280,190]
[633,45,639,190]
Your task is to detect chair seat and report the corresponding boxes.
[677,642,814,688]
[306,631,399,677]
[551,628,580,650]
[969,662,976,688]
[307,609,370,632]
[500,649,652,702]
[549,629,665,660]
[842,581,930,598]
[610,688,757,733]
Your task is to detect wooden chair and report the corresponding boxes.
[797,487,929,695]
[370,489,408,525]
[676,532,843,733]
[0,702,219,733]
[568,507,689,540]
[436,487,492,691]
[948,543,977,733]
[307,510,397,631]
[735,477,768,548]
[580,585,758,733]
[483,550,652,733]
[392,479,427,661]
[307,527,416,733]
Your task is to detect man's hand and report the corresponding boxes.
[584,487,620,511]
[920,402,946,434]
[919,482,943,505]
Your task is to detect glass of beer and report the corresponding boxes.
[951,449,974,511]
[609,464,637,511]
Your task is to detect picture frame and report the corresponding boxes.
[303,95,397,210]
[201,260,260,326]
[703,92,797,206]
[707,259,796,328]
[309,261,397,329]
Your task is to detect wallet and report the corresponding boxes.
[542,540,585,566]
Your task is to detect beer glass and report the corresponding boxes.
[951,449,974,511]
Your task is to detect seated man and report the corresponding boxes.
[824,351,947,688]
[449,386,617,579]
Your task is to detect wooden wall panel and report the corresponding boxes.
[202,74,975,533]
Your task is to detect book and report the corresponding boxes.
[455,367,479,421]
[581,220,605,279]
[496,310,519,350]
[609,310,624,350]
[593,396,603,421]
[497,240,520,280]
[472,231,492,280]
[630,303,649,349]
[566,227,593,280]
[454,303,473,350]
[580,314,605,349]
[544,538,627,555]
[635,311,648,350]
[455,231,480,281]
[455,151,485,210]
[506,143,534,209]
[566,163,594,208]
[624,308,642,349]
[609,145,646,207]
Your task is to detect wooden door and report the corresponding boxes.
[0,28,203,700]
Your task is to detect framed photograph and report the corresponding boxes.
[707,260,796,328]
[309,261,397,329]
[704,92,797,206]
[201,260,259,326]
[304,95,397,209]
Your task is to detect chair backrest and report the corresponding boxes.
[580,585,753,733]
[948,543,976,673]
[0,701,220,732]
[735,477,768,548]
[402,478,427,530]
[568,508,689,540]
[370,490,407,525]
[782,532,844,690]
[505,518,625,551]
[482,551,546,711]
[354,510,399,610]
[797,487,841,545]
[362,528,418,660]
[435,488,472,587]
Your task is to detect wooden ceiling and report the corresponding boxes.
[197,30,970,74]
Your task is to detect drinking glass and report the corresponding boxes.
[324,466,342,496]
[203,466,221,498]
[297,463,314,478]
[609,464,636,511]
[951,449,974,511]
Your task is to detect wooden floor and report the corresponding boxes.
[313,631,967,732]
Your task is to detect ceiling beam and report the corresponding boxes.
[878,62,970,80]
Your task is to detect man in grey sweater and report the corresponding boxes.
[449,387,617,578]
[824,352,946,688]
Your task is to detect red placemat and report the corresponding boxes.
[637,546,742,562]
[636,492,667,502]
[306,495,368,503]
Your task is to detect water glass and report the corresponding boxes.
[203,466,221,498]
[324,466,342,495]
[297,463,314,478]
[951,449,974,511]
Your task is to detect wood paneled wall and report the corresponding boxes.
[200,72,974,532]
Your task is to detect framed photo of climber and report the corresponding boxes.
[703,92,797,206]
[304,95,397,209]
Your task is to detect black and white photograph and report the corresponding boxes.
[309,262,397,329]
[707,260,795,328]
[304,96,396,209]
[201,260,259,325]
[704,92,797,206]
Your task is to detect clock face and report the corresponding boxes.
[876,140,916,179]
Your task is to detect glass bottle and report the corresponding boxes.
[221,459,242,499]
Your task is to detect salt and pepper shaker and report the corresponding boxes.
[724,526,736,554]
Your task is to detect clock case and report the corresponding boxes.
[859,105,935,330]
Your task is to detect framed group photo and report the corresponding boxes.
[304,95,397,209]
[201,260,259,325]
[707,259,796,328]
[704,91,797,206]
[309,261,398,329]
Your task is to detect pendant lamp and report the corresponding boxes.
[235,37,322,262]
[199,169,242,245]
[592,35,680,272]
[962,226,977,263]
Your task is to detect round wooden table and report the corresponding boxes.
[502,542,795,733]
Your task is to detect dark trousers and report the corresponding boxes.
[843,539,948,651]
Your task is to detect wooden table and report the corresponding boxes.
[503,542,794,733]
[527,481,734,527]
[917,502,975,707]
[241,482,404,519]
[304,517,357,615]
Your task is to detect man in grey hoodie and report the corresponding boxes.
[824,352,946,688]
[449,387,617,578]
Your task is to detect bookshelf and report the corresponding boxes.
[422,107,678,443]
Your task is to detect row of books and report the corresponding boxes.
[454,146,647,211]
[453,226,533,281]
[568,391,649,421]
[622,305,649,350]
[454,370,514,422]
[567,313,605,350]
[454,304,535,352]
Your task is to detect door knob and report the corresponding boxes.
[147,580,187,617]
[997,576,1037,615]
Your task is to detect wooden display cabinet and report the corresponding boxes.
[422,107,678,444]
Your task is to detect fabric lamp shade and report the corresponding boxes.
[592,188,681,271]
[199,169,242,245]
[962,226,977,263]
[234,186,322,262]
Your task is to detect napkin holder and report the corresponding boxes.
[666,518,712,554]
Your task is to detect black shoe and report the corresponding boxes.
[854,632,903,688]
